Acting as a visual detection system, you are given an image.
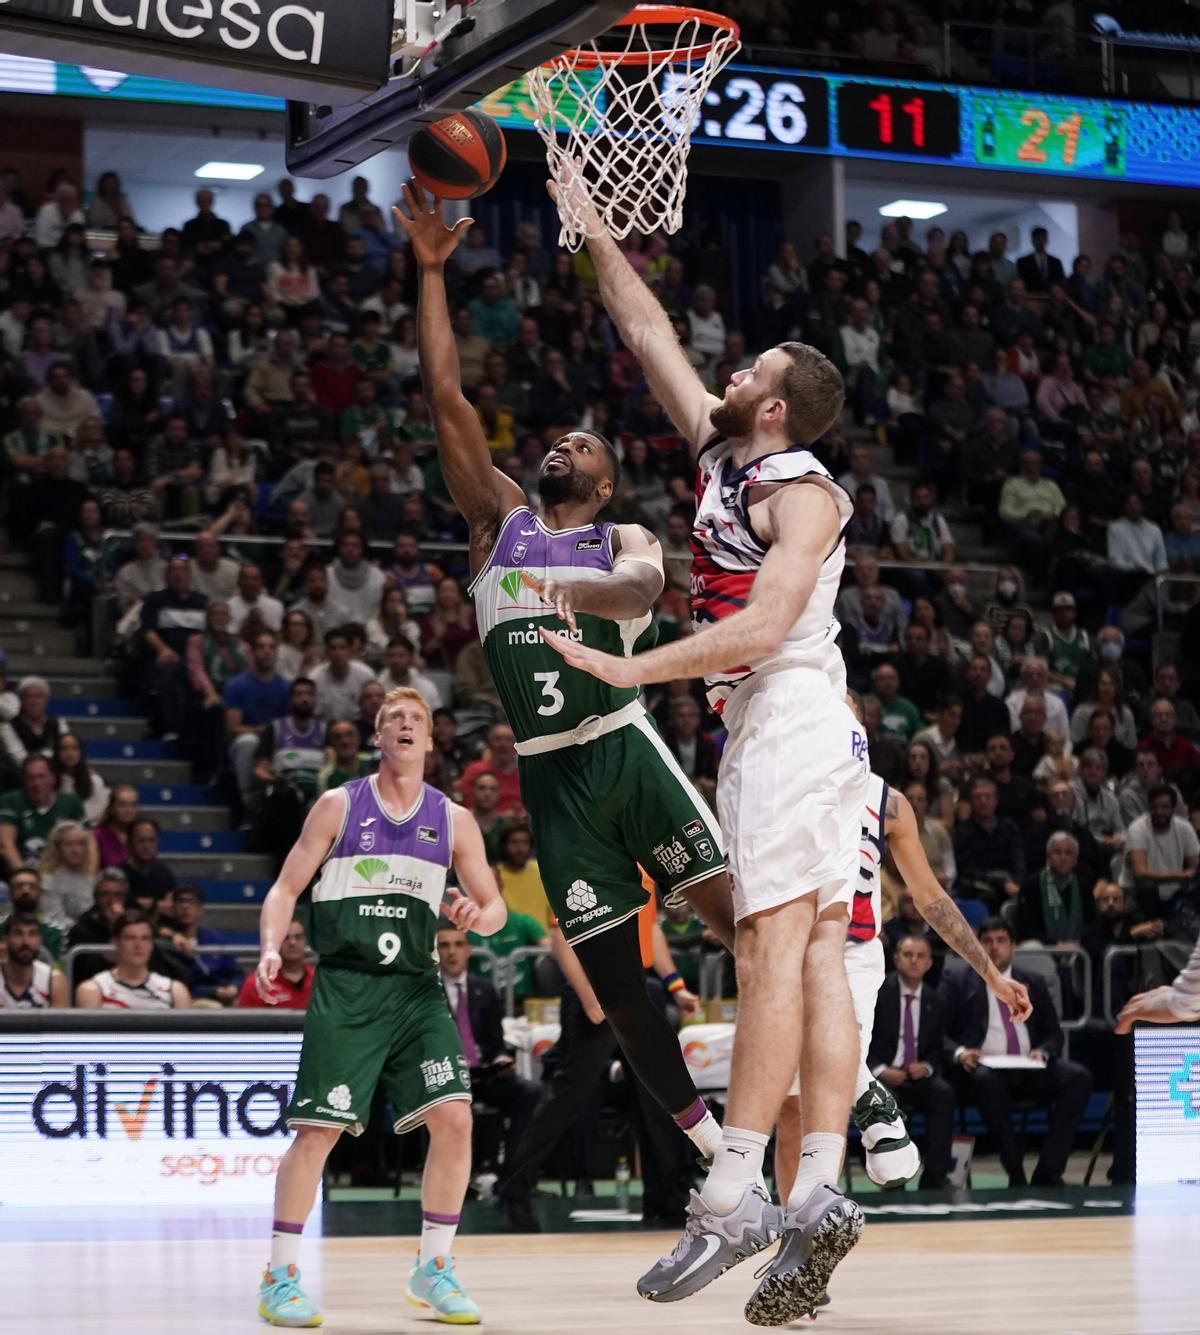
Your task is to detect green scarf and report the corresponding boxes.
[203,633,246,689]
[1039,867,1083,942]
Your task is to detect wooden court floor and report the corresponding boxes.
[5,1208,1198,1334]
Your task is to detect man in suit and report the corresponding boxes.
[1016,228,1066,294]
[867,934,956,1188]
[437,924,541,1170]
[941,916,1093,1186]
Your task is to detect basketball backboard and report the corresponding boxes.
[285,0,629,178]
[0,0,626,177]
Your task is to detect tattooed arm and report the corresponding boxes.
[886,787,1033,1022]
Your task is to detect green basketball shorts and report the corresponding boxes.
[287,966,470,1136]
[519,714,725,945]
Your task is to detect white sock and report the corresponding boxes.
[684,1110,724,1159]
[701,1126,769,1213]
[789,1132,846,1208]
[269,1224,302,1271]
[419,1211,460,1265]
[853,1063,873,1104]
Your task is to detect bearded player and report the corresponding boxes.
[392,182,735,1186]
[254,687,505,1328]
[544,173,870,1325]
[777,712,1033,1205]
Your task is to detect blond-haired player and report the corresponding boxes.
[254,687,505,1327]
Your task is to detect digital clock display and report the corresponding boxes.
[836,82,961,159]
[971,91,1126,176]
[685,68,830,151]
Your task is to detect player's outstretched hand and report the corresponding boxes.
[994,975,1033,1024]
[1115,989,1178,1033]
[546,157,604,239]
[521,570,579,632]
[443,885,482,932]
[392,180,472,267]
[538,626,638,687]
[255,949,283,1005]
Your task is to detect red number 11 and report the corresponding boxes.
[868,93,927,148]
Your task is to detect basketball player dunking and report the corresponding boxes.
[777,697,1032,1207]
[253,688,506,1327]
[545,174,868,1324]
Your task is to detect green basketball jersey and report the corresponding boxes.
[468,508,656,743]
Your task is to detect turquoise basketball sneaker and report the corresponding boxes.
[257,1264,323,1327]
[406,1255,482,1324]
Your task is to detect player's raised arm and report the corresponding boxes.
[447,804,508,936]
[255,788,345,1002]
[521,522,664,630]
[540,481,839,686]
[551,168,719,454]
[393,182,525,554]
[887,787,1033,1022]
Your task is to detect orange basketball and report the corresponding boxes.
[408,109,507,200]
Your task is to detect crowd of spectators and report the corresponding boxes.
[2,163,1199,1189]
[723,0,1177,102]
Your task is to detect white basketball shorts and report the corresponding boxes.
[717,665,871,925]
[786,935,886,1098]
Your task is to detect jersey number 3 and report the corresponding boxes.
[534,670,565,716]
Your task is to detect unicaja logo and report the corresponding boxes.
[63,0,327,65]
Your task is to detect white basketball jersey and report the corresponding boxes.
[0,959,52,1008]
[690,438,853,713]
[847,773,889,945]
[92,968,175,1010]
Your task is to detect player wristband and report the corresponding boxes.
[663,970,686,994]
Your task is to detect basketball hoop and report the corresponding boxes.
[528,5,740,250]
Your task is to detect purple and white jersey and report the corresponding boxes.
[310,776,453,974]
[468,506,655,743]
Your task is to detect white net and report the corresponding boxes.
[527,7,740,250]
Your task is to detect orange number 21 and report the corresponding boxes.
[1018,108,1083,166]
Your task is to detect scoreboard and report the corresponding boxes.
[3,51,1200,189]
[681,65,1200,190]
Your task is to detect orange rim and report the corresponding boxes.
[550,4,739,69]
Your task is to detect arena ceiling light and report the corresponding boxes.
[878,199,947,219]
[194,162,265,181]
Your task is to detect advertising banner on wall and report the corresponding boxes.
[1135,1024,1200,1184]
[0,1026,306,1205]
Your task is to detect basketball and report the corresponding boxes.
[408,109,507,200]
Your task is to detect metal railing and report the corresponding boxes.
[501,946,553,1019]
[1014,944,1093,1032]
[63,941,308,996]
[63,942,499,998]
[1101,940,1194,1026]
[97,525,469,576]
[499,944,730,1018]
[1153,571,1200,630]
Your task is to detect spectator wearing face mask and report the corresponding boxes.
[985,566,1035,641]
[1073,627,1147,714]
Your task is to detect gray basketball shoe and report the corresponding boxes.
[637,1183,782,1303]
[744,1182,864,1326]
